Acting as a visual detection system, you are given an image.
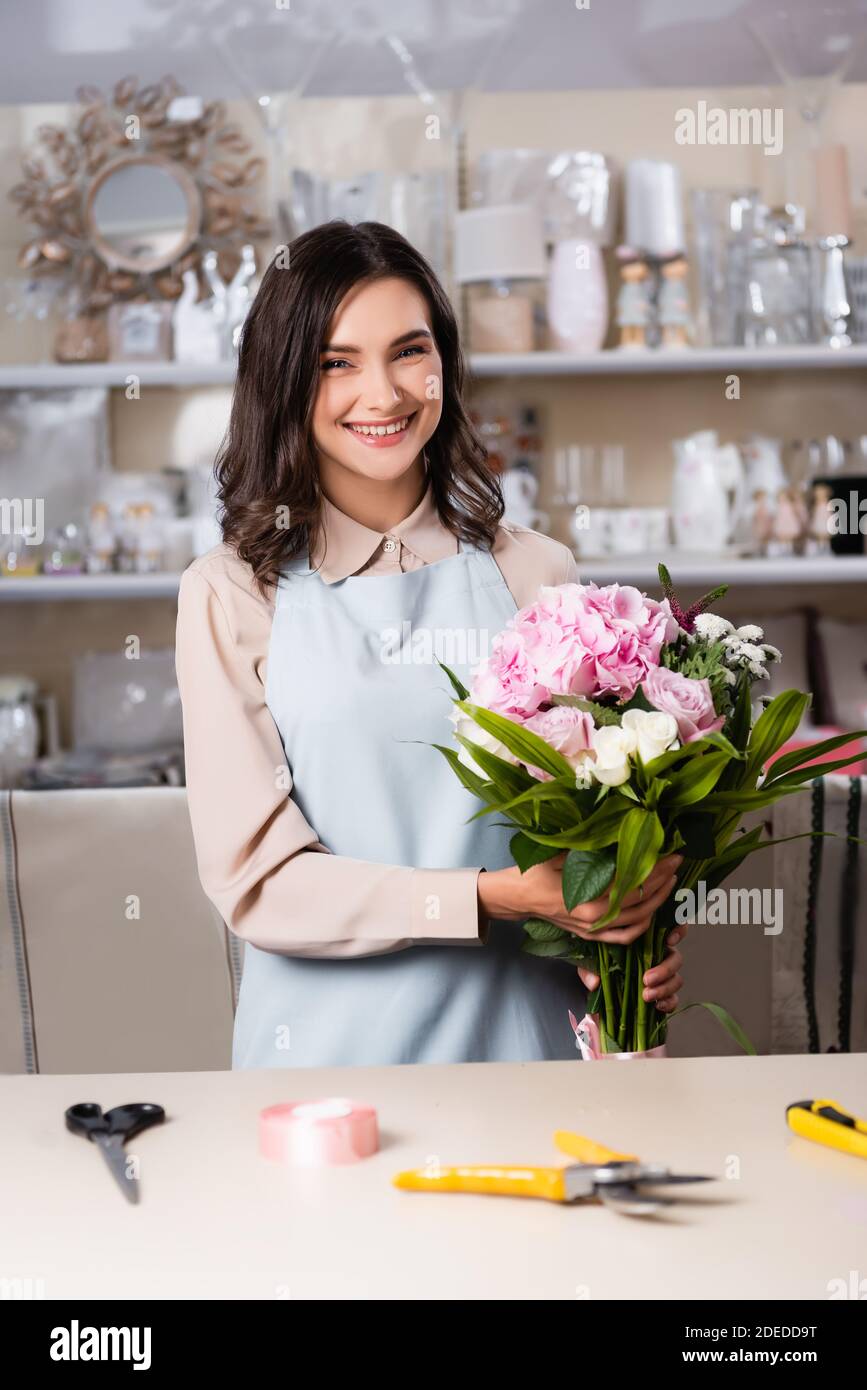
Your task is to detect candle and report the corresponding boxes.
[625,160,685,258]
[812,144,853,240]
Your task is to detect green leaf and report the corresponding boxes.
[523,916,569,942]
[520,797,631,851]
[666,1001,757,1055]
[593,806,664,928]
[521,938,576,958]
[431,743,496,802]
[643,732,740,780]
[764,750,867,789]
[744,689,811,781]
[562,849,616,911]
[510,831,563,873]
[764,729,867,783]
[436,659,469,701]
[725,672,753,752]
[454,699,576,779]
[453,734,532,799]
[660,750,731,808]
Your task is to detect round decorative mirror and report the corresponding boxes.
[85,156,201,274]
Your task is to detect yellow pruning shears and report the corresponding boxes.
[393,1129,714,1217]
[786,1099,867,1160]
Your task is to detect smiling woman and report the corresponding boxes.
[216,220,501,593]
[174,220,685,1071]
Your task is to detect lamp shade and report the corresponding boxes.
[453,204,546,283]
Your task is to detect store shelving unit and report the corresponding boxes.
[2,346,865,602]
[3,344,867,390]
[1,554,864,601]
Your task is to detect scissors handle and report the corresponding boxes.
[65,1102,165,1143]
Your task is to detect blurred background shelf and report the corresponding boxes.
[4,346,867,390]
[2,555,865,601]
[470,346,867,377]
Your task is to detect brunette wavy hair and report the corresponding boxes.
[216,219,504,593]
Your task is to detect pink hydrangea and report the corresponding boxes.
[470,582,677,716]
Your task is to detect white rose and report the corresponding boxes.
[693,613,734,642]
[621,708,680,763]
[590,723,638,786]
[450,708,519,775]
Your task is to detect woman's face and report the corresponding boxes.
[313,275,443,485]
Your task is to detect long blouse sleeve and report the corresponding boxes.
[175,555,489,959]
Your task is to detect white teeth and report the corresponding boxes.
[346,415,411,436]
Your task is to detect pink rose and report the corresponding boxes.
[522,705,596,782]
[641,667,724,743]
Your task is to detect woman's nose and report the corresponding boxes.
[360,363,403,411]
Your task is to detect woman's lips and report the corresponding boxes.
[342,411,416,448]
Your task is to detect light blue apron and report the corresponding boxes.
[231,535,586,1068]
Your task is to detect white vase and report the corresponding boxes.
[547,239,609,352]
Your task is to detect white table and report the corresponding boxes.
[2,1053,865,1300]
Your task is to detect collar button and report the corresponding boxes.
[382,537,397,553]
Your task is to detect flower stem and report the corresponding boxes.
[598,943,617,1052]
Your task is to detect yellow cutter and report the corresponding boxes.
[786,1098,867,1160]
[393,1128,714,1217]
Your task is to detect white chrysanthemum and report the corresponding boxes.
[738,641,768,663]
[734,624,764,641]
[720,667,737,685]
[748,661,770,679]
[763,644,782,663]
[693,613,734,642]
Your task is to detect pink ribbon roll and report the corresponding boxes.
[259,1097,379,1166]
[569,1010,668,1061]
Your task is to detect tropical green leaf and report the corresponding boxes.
[660,750,731,808]
[562,849,616,911]
[519,797,631,850]
[593,806,664,927]
[436,659,469,700]
[763,749,867,789]
[549,693,622,726]
[666,1001,756,1055]
[431,744,496,802]
[744,689,811,780]
[453,734,533,799]
[454,699,576,779]
[764,729,867,783]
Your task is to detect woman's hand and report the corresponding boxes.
[477,850,686,1012]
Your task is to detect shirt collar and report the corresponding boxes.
[309,478,458,583]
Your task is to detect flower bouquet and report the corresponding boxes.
[434,565,866,1058]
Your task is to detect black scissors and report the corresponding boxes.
[65,1103,166,1204]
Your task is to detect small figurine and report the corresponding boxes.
[767,487,804,556]
[751,488,775,555]
[806,481,834,555]
[616,256,651,349]
[658,257,691,349]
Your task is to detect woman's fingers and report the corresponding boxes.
[644,946,683,989]
[617,853,682,909]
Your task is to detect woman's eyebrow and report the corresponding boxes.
[320,328,433,354]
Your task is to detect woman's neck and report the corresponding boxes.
[318,452,428,532]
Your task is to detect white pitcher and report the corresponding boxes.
[671,430,740,552]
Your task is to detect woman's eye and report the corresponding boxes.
[321,358,352,371]
[396,345,426,360]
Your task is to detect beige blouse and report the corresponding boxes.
[175,482,579,959]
